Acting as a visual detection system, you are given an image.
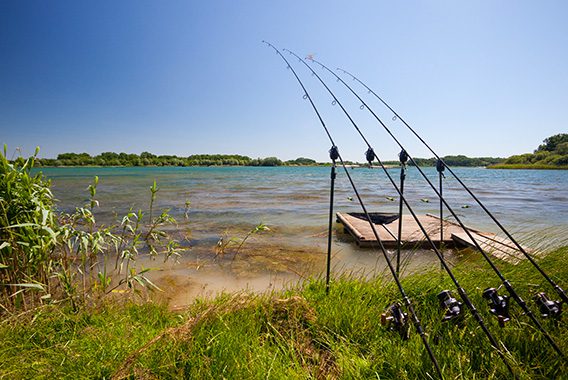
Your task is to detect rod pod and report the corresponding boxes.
[299,55,516,375]
[263,41,443,379]
[396,149,409,276]
[336,68,568,306]
[313,58,564,358]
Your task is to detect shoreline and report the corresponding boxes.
[34,164,568,170]
[487,164,568,170]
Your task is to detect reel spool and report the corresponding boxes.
[437,290,463,322]
[380,303,410,340]
[483,287,511,327]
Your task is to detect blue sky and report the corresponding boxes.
[1,1,567,162]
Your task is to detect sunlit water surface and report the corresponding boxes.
[36,166,568,306]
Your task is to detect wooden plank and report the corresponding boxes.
[451,231,524,264]
[337,212,397,247]
[336,211,528,264]
[336,212,460,248]
[336,212,366,242]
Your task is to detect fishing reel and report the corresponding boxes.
[534,292,562,319]
[380,302,410,339]
[483,287,511,327]
[437,290,463,322]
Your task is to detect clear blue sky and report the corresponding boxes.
[1,1,567,162]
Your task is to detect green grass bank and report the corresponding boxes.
[1,248,567,379]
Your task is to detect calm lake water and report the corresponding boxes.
[35,166,568,306]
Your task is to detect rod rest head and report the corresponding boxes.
[399,149,409,164]
[329,145,339,161]
[365,148,376,163]
[436,159,445,173]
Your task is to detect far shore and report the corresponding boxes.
[33,164,568,170]
[488,164,568,170]
[33,163,402,169]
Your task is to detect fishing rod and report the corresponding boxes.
[286,50,517,374]
[309,57,564,358]
[262,40,443,379]
[436,159,445,262]
[336,68,568,307]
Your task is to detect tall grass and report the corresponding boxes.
[0,146,57,310]
[0,147,185,314]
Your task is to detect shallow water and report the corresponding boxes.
[35,166,568,306]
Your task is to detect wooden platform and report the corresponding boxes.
[336,212,526,264]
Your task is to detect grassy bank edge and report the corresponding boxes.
[1,247,567,379]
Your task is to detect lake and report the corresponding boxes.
[36,166,568,306]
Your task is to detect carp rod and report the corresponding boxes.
[306,57,564,358]
[306,57,564,357]
[336,68,568,306]
[262,40,443,379]
[283,49,517,374]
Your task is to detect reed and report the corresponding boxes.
[0,147,185,313]
[0,146,57,310]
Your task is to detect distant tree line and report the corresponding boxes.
[28,135,568,170]
[34,151,509,168]
[490,134,568,169]
[383,155,504,167]
[417,155,505,167]
[35,152,302,167]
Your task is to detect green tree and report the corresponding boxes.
[556,142,568,155]
[535,133,568,152]
[260,157,282,166]
[286,157,317,165]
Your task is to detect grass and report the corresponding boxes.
[1,247,567,379]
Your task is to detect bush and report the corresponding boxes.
[551,155,568,166]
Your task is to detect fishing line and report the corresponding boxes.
[336,68,568,306]
[315,61,564,357]
[287,49,525,373]
[262,40,443,379]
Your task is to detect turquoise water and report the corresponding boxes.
[37,165,568,231]
[35,166,568,305]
